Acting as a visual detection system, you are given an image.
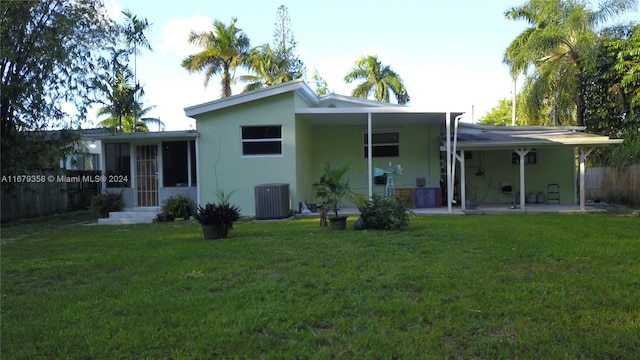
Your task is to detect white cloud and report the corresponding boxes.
[313,54,355,95]
[104,0,122,22]
[158,15,212,57]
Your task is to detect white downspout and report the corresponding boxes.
[450,115,463,211]
[458,151,466,210]
[367,113,373,199]
[195,136,201,207]
[446,112,452,213]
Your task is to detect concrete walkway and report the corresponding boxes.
[295,203,613,219]
[461,203,608,215]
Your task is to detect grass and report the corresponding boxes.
[1,214,639,359]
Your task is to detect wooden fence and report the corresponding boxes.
[585,164,640,206]
[1,170,69,223]
[1,170,103,222]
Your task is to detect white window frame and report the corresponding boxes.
[363,131,400,158]
[241,125,283,157]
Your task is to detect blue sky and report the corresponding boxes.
[100,0,636,130]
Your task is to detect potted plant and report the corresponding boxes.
[90,191,125,218]
[193,190,241,239]
[312,161,366,230]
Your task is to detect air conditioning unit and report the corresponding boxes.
[254,183,290,220]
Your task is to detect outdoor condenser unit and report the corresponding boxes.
[254,183,290,220]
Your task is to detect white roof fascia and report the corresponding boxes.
[453,138,623,151]
[84,130,199,141]
[296,82,320,105]
[459,122,587,132]
[295,107,456,115]
[317,93,397,107]
[184,79,318,117]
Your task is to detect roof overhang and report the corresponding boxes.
[317,93,398,107]
[454,138,624,151]
[184,79,318,118]
[82,130,199,142]
[296,107,464,126]
[451,124,623,150]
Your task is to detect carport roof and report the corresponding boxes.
[295,107,464,126]
[452,123,623,150]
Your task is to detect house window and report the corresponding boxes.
[241,125,282,156]
[190,140,197,185]
[364,132,399,158]
[161,140,197,187]
[162,141,188,187]
[512,151,537,164]
[104,143,131,187]
[71,153,99,170]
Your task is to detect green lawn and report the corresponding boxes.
[1,214,639,359]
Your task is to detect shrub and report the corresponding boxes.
[161,195,195,219]
[90,191,125,218]
[360,194,410,230]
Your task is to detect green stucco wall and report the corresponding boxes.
[307,123,443,207]
[196,93,298,216]
[461,147,576,204]
[294,115,314,208]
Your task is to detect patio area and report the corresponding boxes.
[294,202,611,219]
[461,203,608,215]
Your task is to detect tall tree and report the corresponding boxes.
[478,96,533,126]
[580,24,640,166]
[237,44,294,92]
[181,18,250,98]
[272,5,305,80]
[120,9,152,122]
[311,69,331,96]
[478,99,514,126]
[344,55,410,104]
[1,0,118,172]
[95,64,161,133]
[504,0,637,127]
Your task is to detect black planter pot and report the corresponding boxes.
[329,216,348,230]
[201,224,228,239]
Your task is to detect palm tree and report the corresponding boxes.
[96,67,163,133]
[237,44,294,92]
[121,10,152,122]
[343,55,409,104]
[504,0,637,126]
[181,18,250,98]
[311,69,330,96]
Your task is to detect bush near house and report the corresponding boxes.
[360,194,411,230]
[89,191,125,218]
[161,194,195,219]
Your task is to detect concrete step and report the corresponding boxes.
[108,211,159,220]
[97,207,160,225]
[98,217,155,225]
[122,207,161,212]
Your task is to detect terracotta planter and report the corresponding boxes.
[329,216,348,230]
[201,224,228,240]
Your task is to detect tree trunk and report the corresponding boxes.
[222,63,231,98]
[576,82,585,127]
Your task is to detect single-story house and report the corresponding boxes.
[184,79,622,217]
[84,130,199,210]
